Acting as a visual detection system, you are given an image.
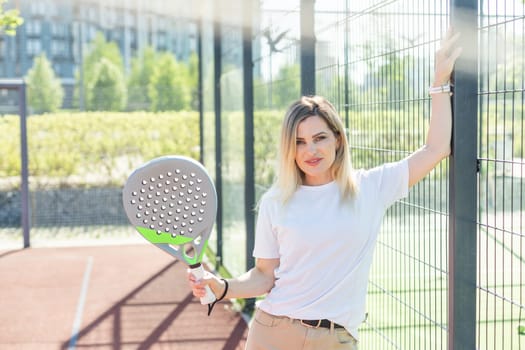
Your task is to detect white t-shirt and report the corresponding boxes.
[253,159,409,339]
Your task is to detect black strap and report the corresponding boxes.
[207,278,229,316]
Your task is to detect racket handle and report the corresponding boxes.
[190,264,216,305]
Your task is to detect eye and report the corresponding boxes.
[296,139,305,145]
[314,135,327,142]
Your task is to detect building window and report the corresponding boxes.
[26,20,42,36]
[30,1,46,16]
[27,39,42,56]
[51,40,69,58]
[51,23,69,37]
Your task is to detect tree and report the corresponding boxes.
[26,53,64,114]
[88,58,127,111]
[149,53,190,111]
[272,63,300,109]
[187,51,199,111]
[0,0,23,36]
[127,46,157,110]
[76,32,125,110]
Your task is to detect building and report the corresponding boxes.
[0,0,198,107]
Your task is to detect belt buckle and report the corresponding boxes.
[300,319,322,328]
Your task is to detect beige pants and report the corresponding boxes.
[245,309,358,350]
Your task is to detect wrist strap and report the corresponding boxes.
[207,278,229,316]
[428,83,453,96]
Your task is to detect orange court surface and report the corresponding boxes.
[0,244,248,349]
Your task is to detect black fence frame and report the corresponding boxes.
[0,79,30,248]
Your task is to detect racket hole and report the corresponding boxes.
[140,189,146,193]
[146,203,151,208]
[149,185,154,191]
[167,172,172,177]
[139,197,145,202]
[158,174,164,180]
[142,180,147,185]
[202,193,207,197]
[176,169,181,174]
[188,228,193,233]
[197,179,202,183]
[189,180,194,186]
[190,172,196,177]
[182,175,188,180]
[176,209,181,213]
[132,191,138,196]
[194,195,200,200]
[143,219,148,224]
[130,199,136,204]
[196,186,201,192]
[136,213,141,218]
[152,208,158,213]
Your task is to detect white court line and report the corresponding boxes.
[68,256,93,350]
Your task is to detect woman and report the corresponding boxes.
[188,29,461,349]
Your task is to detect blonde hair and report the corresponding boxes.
[273,95,358,203]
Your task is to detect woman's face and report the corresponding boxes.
[295,115,339,186]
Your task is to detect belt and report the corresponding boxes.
[300,319,344,329]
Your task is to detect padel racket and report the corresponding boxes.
[122,156,217,305]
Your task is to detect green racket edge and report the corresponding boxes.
[136,226,209,266]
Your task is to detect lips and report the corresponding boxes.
[305,157,322,166]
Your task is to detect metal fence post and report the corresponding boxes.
[19,81,30,248]
[300,0,315,96]
[214,5,224,269]
[243,0,256,313]
[448,0,479,348]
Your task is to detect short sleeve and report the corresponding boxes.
[252,193,280,259]
[363,158,409,209]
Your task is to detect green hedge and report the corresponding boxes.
[0,111,199,187]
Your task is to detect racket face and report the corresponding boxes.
[122,156,217,266]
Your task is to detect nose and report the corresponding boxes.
[307,142,317,154]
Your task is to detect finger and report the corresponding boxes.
[441,32,461,53]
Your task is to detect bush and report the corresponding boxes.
[0,111,199,188]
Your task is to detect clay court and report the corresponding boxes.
[0,244,248,349]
